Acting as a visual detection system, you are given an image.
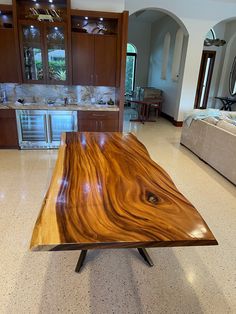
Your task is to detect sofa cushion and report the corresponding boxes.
[222,117,236,125]
[227,112,236,120]
[216,120,236,134]
[203,117,219,125]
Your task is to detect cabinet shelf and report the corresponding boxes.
[15,0,68,23]
[71,16,118,35]
[0,6,13,29]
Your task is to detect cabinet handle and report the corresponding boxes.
[47,114,52,143]
[91,74,94,84]
[92,114,105,117]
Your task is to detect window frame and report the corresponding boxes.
[126,51,137,93]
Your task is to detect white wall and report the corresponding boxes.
[71,0,124,12]
[0,0,125,11]
[126,0,236,121]
[148,16,184,117]
[128,19,151,87]
[0,0,11,3]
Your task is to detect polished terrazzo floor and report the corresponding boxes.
[0,112,236,313]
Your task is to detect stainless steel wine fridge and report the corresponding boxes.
[16,110,78,149]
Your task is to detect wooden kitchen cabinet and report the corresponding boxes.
[72,33,117,86]
[78,111,119,132]
[94,35,117,86]
[0,5,19,83]
[0,110,19,148]
[18,21,68,84]
[72,33,94,85]
[0,29,19,83]
[13,0,69,84]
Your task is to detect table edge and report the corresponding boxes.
[31,239,218,252]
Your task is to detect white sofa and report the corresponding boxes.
[180,112,236,185]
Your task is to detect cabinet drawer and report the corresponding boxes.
[0,109,16,118]
[78,111,118,120]
[78,119,119,132]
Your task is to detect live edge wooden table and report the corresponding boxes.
[30,132,217,273]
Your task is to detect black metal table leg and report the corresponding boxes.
[138,248,154,267]
[75,250,87,273]
[74,248,154,273]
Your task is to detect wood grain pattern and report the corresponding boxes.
[30,132,218,251]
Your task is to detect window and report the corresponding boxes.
[125,43,137,94]
[205,29,216,40]
[161,32,171,80]
[171,28,184,81]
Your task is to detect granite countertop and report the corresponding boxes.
[0,102,119,111]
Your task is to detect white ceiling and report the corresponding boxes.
[209,0,236,2]
[129,10,166,24]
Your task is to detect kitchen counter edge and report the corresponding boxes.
[0,103,119,111]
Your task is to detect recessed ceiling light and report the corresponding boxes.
[30,25,34,29]
[99,17,103,21]
[49,0,53,3]
[85,16,88,20]
[54,26,58,30]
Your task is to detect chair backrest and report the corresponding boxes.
[140,87,163,99]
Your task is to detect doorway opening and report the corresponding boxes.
[194,50,216,109]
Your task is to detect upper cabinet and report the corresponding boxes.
[0,5,20,83]
[19,22,44,83]
[72,33,117,86]
[71,12,119,87]
[19,22,67,84]
[13,0,70,84]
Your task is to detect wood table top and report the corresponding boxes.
[30,132,217,251]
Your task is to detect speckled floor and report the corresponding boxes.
[0,113,236,314]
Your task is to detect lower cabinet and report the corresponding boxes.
[0,110,19,148]
[78,111,119,132]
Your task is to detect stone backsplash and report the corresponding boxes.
[0,83,116,105]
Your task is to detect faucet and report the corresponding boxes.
[64,97,68,106]
[0,89,7,103]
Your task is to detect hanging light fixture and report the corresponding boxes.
[204,29,226,47]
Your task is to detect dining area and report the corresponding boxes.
[125,87,164,124]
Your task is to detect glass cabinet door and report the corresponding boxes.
[21,24,44,82]
[19,110,48,143]
[46,26,67,82]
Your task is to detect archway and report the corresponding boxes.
[125,8,189,125]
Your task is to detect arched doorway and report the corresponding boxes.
[125,8,189,125]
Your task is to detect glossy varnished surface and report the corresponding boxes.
[30,132,217,251]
